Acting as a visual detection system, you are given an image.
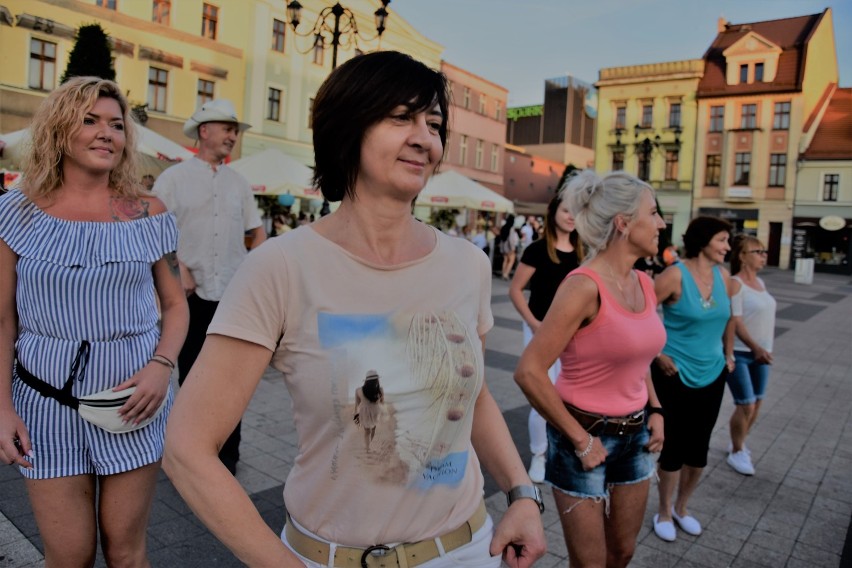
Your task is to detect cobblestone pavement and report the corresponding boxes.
[2,268,850,567]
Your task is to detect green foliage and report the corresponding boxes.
[61,23,115,84]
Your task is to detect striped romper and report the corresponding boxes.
[0,189,177,479]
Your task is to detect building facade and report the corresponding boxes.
[503,144,565,213]
[594,59,704,247]
[693,10,839,269]
[440,61,508,194]
[506,75,596,169]
[793,86,852,274]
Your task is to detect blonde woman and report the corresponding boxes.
[725,235,776,476]
[0,77,187,566]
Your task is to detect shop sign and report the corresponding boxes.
[506,105,544,121]
[726,186,753,200]
[818,215,846,231]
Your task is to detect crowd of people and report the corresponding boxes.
[0,51,779,567]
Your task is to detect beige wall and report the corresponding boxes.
[801,9,839,122]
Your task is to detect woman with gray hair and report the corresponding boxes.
[515,170,666,567]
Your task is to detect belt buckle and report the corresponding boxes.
[361,544,391,568]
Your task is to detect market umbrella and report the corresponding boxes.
[228,148,321,200]
[417,170,514,213]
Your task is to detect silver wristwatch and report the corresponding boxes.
[506,485,545,513]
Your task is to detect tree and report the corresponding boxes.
[61,23,115,84]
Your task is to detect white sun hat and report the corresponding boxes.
[183,99,252,140]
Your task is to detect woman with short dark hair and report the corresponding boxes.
[165,51,545,567]
[651,216,736,542]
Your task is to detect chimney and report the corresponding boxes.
[717,16,729,33]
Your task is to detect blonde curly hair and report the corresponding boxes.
[21,76,141,200]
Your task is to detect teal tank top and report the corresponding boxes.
[661,263,729,388]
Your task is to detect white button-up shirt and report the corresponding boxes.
[154,157,262,301]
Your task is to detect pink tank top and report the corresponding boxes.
[556,266,667,416]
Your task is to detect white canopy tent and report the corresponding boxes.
[416,170,514,213]
[228,148,321,201]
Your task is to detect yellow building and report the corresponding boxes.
[595,59,704,247]
[693,10,839,269]
[0,0,248,148]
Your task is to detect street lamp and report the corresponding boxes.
[634,125,681,182]
[286,1,391,70]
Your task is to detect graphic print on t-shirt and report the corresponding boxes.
[317,309,480,490]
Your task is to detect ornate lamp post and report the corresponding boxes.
[286,1,391,70]
[634,125,681,182]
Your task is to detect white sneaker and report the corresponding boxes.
[727,441,751,455]
[727,450,755,475]
[528,453,546,484]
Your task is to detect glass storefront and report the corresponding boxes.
[791,217,851,274]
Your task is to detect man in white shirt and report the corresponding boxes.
[154,99,267,474]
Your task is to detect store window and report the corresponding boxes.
[773,101,791,130]
[152,0,170,24]
[272,19,286,52]
[709,105,724,132]
[197,79,215,107]
[740,104,757,129]
[202,3,218,40]
[768,154,786,187]
[705,154,721,186]
[734,152,751,185]
[267,88,282,121]
[823,174,839,202]
[29,38,57,91]
[147,67,168,112]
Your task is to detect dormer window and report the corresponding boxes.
[722,31,782,86]
[754,62,764,82]
[740,65,748,83]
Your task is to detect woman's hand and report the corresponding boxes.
[115,361,171,425]
[753,347,773,365]
[726,355,736,373]
[577,435,607,471]
[656,354,678,376]
[0,409,33,468]
[645,414,664,453]
[528,319,542,334]
[491,499,547,568]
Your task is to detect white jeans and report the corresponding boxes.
[282,515,501,568]
[524,321,561,456]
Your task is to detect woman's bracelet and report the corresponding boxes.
[574,433,594,458]
[150,354,176,369]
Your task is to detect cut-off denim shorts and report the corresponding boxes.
[545,421,655,500]
[727,350,770,405]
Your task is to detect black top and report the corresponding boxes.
[519,239,580,321]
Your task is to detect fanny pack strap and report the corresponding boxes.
[15,340,91,410]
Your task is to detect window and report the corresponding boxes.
[773,101,791,130]
[475,140,484,169]
[641,104,653,128]
[615,106,626,129]
[459,135,468,165]
[665,151,679,181]
[463,87,470,110]
[739,64,748,83]
[202,3,218,40]
[740,104,757,129]
[272,19,286,52]
[822,174,839,202]
[768,154,786,187]
[734,152,751,185]
[97,0,117,8]
[709,105,724,132]
[197,79,215,107]
[478,94,486,115]
[755,63,764,82]
[29,38,57,91]
[267,88,282,121]
[638,152,650,181]
[668,103,681,128]
[312,39,324,65]
[495,102,502,121]
[705,154,721,186]
[490,146,499,172]
[147,67,168,112]
[612,151,624,171]
[152,0,170,24]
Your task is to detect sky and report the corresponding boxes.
[390,0,852,107]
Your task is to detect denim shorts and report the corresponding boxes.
[726,350,771,405]
[544,421,655,499]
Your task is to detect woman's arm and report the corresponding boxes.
[653,266,681,376]
[514,275,606,469]
[473,338,546,568]
[0,239,31,468]
[722,267,736,372]
[508,263,540,330]
[644,372,664,452]
[163,335,303,566]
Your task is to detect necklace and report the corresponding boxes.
[605,263,640,312]
[687,261,716,310]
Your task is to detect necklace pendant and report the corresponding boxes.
[700,296,716,310]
